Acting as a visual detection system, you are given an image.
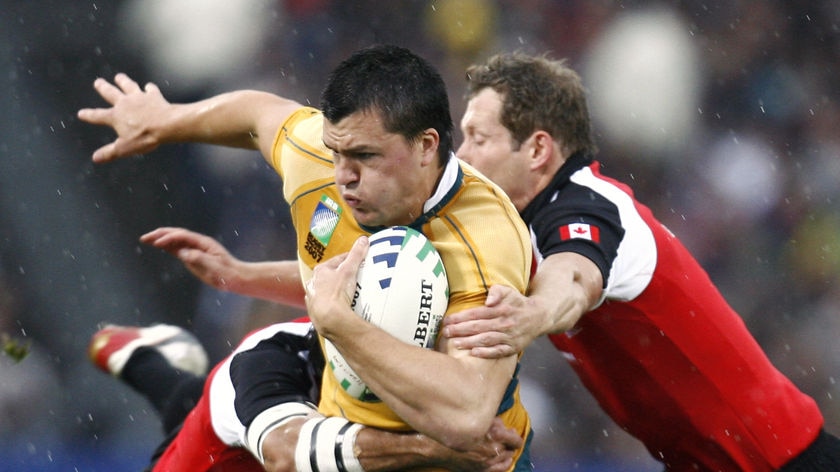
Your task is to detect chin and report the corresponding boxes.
[352,211,378,227]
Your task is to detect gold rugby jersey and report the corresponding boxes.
[269,107,532,468]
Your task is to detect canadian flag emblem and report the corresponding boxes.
[559,223,600,242]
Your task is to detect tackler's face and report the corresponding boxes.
[457,87,531,207]
[324,109,439,228]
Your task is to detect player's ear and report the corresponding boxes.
[419,128,440,166]
[528,130,554,170]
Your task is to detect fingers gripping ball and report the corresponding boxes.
[324,226,449,402]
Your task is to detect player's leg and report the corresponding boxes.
[88,324,209,433]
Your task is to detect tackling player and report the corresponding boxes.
[445,52,840,471]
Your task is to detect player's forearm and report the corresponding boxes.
[259,414,476,472]
[227,260,307,308]
[355,429,445,471]
[325,316,509,450]
[158,91,297,153]
[529,252,603,335]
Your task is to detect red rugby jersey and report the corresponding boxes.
[523,153,822,471]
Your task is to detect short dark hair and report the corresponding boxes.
[320,45,454,165]
[465,52,597,156]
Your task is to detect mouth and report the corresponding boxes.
[342,193,377,224]
[342,193,361,209]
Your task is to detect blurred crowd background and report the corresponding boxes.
[1,1,839,470]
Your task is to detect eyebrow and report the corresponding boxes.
[323,141,377,155]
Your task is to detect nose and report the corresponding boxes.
[334,157,359,188]
[455,141,470,163]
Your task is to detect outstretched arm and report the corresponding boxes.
[140,227,306,308]
[442,251,603,358]
[77,73,301,163]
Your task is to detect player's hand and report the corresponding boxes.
[77,73,171,163]
[140,227,242,291]
[305,235,369,337]
[438,417,522,472]
[441,284,538,358]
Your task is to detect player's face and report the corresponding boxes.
[324,109,438,227]
[457,88,531,210]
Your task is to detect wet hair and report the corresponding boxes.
[464,52,597,156]
[320,44,454,165]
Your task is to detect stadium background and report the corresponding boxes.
[1,1,839,470]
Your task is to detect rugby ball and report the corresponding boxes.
[324,226,449,402]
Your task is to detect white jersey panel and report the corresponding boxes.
[208,321,313,446]
[569,166,657,301]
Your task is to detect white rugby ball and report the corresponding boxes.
[325,226,449,402]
